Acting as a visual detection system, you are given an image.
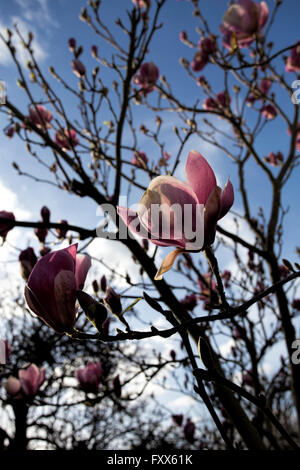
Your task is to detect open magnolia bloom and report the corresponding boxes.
[24,244,91,333]
[117,151,234,280]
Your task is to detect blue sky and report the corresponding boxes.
[0,0,299,414]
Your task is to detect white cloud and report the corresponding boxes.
[0,15,47,66]
[15,0,58,28]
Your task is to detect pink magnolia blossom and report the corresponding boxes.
[191,51,209,72]
[132,0,151,8]
[55,128,79,150]
[179,31,188,43]
[24,244,91,333]
[172,414,183,427]
[263,151,284,167]
[117,151,234,280]
[75,361,103,394]
[113,374,121,397]
[247,78,272,105]
[261,104,277,120]
[180,293,197,311]
[71,58,86,78]
[34,227,48,243]
[91,45,98,58]
[221,0,269,49]
[133,62,159,94]
[68,37,76,51]
[222,269,232,287]
[285,42,300,72]
[28,105,52,129]
[203,92,231,111]
[5,125,15,138]
[18,364,46,398]
[0,211,15,239]
[41,206,51,223]
[131,151,148,168]
[19,247,38,281]
[55,220,68,239]
[3,376,21,397]
[183,418,195,444]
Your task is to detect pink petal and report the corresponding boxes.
[137,175,199,248]
[75,254,91,290]
[218,179,234,220]
[258,1,269,29]
[204,186,221,246]
[185,151,217,204]
[117,207,186,248]
[54,270,77,332]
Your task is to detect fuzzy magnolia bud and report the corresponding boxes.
[113,374,121,398]
[19,247,37,280]
[41,206,50,223]
[100,275,107,292]
[105,286,122,316]
[76,290,107,332]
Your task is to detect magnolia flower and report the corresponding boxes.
[68,37,76,51]
[91,45,98,58]
[117,151,234,280]
[0,211,15,239]
[172,414,183,426]
[131,151,148,168]
[3,377,21,397]
[133,62,159,94]
[203,92,231,111]
[41,206,51,223]
[75,361,103,394]
[263,151,284,167]
[132,0,151,9]
[292,299,300,311]
[5,126,15,138]
[19,247,38,281]
[261,104,277,120]
[183,418,195,444]
[19,364,46,398]
[221,0,269,49]
[285,42,300,72]
[71,59,86,78]
[55,220,68,239]
[180,293,197,311]
[24,244,91,333]
[55,128,79,150]
[34,227,48,243]
[28,105,52,129]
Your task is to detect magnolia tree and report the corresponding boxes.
[0,0,300,450]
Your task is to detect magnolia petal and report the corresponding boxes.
[185,151,217,204]
[204,186,221,246]
[218,179,234,220]
[75,253,91,290]
[258,1,269,29]
[137,175,198,246]
[4,377,21,396]
[154,248,184,281]
[117,206,186,248]
[54,270,77,333]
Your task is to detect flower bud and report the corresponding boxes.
[105,286,122,316]
[76,290,107,331]
[41,206,50,223]
[19,247,37,280]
